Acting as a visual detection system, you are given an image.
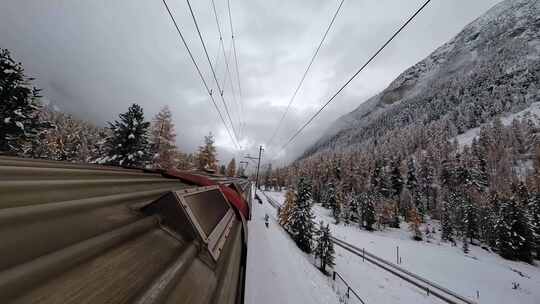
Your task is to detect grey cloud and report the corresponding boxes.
[0,0,501,171]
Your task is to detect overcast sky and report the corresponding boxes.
[0,0,501,169]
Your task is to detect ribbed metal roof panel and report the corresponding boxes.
[0,156,246,304]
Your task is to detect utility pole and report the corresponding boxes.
[255,145,264,189]
[244,146,264,190]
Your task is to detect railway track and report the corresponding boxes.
[259,190,476,304]
[330,237,476,304]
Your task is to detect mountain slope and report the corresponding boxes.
[306,0,540,158]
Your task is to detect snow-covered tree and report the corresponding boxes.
[314,221,335,274]
[39,109,106,163]
[348,192,360,223]
[496,196,534,262]
[441,201,454,242]
[360,192,376,231]
[408,207,423,241]
[149,106,177,170]
[289,177,314,253]
[226,158,236,177]
[175,151,195,170]
[102,103,151,167]
[527,193,540,257]
[236,163,246,178]
[278,188,296,230]
[389,158,404,199]
[197,132,218,171]
[462,236,469,254]
[0,49,51,155]
[326,182,341,223]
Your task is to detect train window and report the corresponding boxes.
[176,185,235,261]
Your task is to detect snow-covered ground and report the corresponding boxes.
[264,190,540,304]
[245,190,340,304]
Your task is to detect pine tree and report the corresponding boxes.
[496,196,534,262]
[226,158,236,177]
[197,133,218,171]
[390,159,404,199]
[0,49,51,155]
[406,158,418,192]
[462,236,470,254]
[219,164,226,175]
[149,106,177,169]
[527,193,540,258]
[361,192,376,231]
[463,199,478,243]
[263,163,272,189]
[441,201,454,242]
[314,222,335,274]
[371,159,384,194]
[289,177,314,253]
[408,207,423,241]
[349,192,360,223]
[236,164,246,178]
[326,182,337,211]
[326,182,341,223]
[320,186,329,208]
[103,103,150,167]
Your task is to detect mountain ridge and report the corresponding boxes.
[305,0,540,159]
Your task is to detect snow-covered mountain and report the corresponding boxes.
[305,0,540,158]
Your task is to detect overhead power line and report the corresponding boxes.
[161,0,240,149]
[210,0,244,142]
[227,0,244,125]
[267,0,346,147]
[279,0,432,152]
[185,0,241,146]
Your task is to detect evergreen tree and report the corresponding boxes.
[361,192,376,231]
[463,199,478,243]
[219,164,226,175]
[236,163,245,177]
[320,186,329,208]
[327,182,342,223]
[408,207,423,241]
[462,236,470,254]
[103,103,150,167]
[441,201,454,242]
[289,177,314,253]
[389,159,404,199]
[0,49,51,154]
[314,222,335,274]
[326,182,337,211]
[406,158,418,192]
[496,196,534,262]
[348,192,360,223]
[312,180,323,205]
[226,158,236,177]
[527,193,540,258]
[149,106,177,169]
[197,133,218,171]
[263,163,273,189]
[371,159,387,195]
[406,158,424,214]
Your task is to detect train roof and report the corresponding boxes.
[0,156,250,304]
